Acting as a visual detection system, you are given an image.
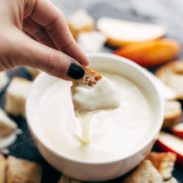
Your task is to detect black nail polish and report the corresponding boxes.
[67,63,85,80]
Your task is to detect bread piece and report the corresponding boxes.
[122,160,162,183]
[156,61,183,100]
[0,109,17,138]
[58,175,81,183]
[146,152,176,180]
[97,17,166,47]
[0,72,9,91]
[73,67,102,87]
[163,177,178,183]
[5,77,32,117]
[7,156,42,183]
[77,31,106,52]
[25,67,40,79]
[68,9,94,38]
[142,68,177,100]
[163,100,181,129]
[0,155,6,183]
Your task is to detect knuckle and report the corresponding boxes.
[44,49,65,77]
[33,29,46,41]
[45,17,59,33]
[24,0,37,18]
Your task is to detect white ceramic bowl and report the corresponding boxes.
[26,53,164,181]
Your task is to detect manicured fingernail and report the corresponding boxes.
[67,63,85,79]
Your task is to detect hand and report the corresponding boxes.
[0,0,89,79]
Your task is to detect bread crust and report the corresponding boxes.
[73,67,102,87]
[0,109,17,138]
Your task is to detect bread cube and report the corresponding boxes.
[0,155,6,183]
[68,9,94,38]
[123,160,162,183]
[0,109,17,138]
[163,100,181,129]
[5,77,32,117]
[7,156,42,183]
[146,152,176,180]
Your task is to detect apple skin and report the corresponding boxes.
[114,39,180,68]
[173,124,183,139]
[156,132,183,167]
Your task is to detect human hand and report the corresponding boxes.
[0,0,89,79]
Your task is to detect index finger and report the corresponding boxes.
[28,0,89,66]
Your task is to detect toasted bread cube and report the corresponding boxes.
[0,109,17,138]
[68,9,94,38]
[7,156,42,183]
[0,155,6,183]
[5,77,32,117]
[0,72,9,91]
[156,61,183,100]
[163,100,181,129]
[146,152,176,180]
[58,175,81,183]
[123,160,162,183]
[73,67,102,87]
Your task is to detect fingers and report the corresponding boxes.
[18,33,85,80]
[27,0,89,66]
[23,18,57,49]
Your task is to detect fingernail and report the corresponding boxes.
[67,63,85,79]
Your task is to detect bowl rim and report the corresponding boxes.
[26,53,164,165]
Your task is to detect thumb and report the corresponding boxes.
[19,34,85,80]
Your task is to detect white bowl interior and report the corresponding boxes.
[26,53,163,165]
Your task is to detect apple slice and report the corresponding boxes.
[156,132,183,166]
[97,17,166,47]
[173,123,183,139]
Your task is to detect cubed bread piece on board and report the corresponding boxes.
[25,67,40,79]
[7,156,42,183]
[0,109,17,138]
[163,100,181,129]
[146,152,176,180]
[58,175,82,183]
[68,9,94,38]
[0,72,9,91]
[156,61,183,100]
[122,160,162,183]
[0,155,6,183]
[5,77,32,117]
